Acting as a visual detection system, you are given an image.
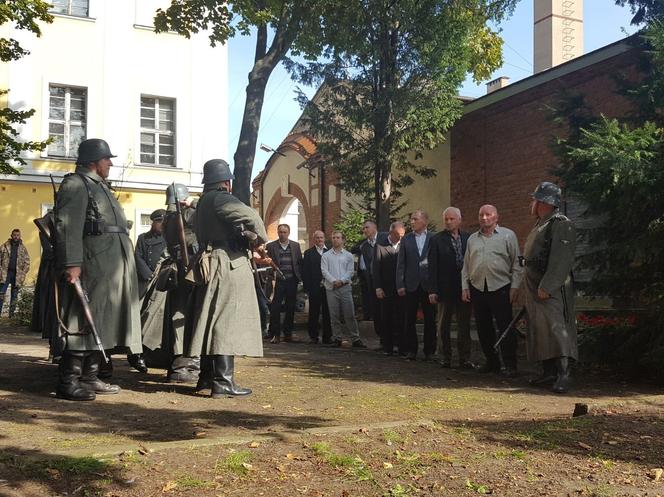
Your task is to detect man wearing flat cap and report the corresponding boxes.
[523,181,577,393]
[54,138,142,401]
[135,209,167,298]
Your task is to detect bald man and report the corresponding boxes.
[461,205,523,376]
[302,230,332,344]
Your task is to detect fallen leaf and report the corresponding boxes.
[383,462,393,469]
[578,442,593,451]
[45,468,61,480]
[162,480,178,492]
[286,453,296,460]
[261,404,272,409]
[648,468,663,482]
[249,441,260,448]
[241,462,254,471]
[194,431,207,438]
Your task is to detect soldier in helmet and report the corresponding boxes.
[53,138,142,401]
[135,209,167,298]
[523,181,577,393]
[141,183,201,382]
[186,159,267,398]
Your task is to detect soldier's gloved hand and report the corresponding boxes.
[65,266,82,283]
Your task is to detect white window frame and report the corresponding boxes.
[139,95,176,167]
[134,208,154,243]
[49,0,90,17]
[47,84,87,159]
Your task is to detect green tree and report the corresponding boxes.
[155,0,325,205]
[0,0,52,174]
[289,0,516,229]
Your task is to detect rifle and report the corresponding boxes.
[172,182,190,269]
[72,279,109,363]
[254,245,285,280]
[494,306,526,351]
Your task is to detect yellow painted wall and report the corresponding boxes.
[399,140,451,230]
[0,181,164,285]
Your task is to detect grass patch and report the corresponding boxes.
[175,474,215,489]
[493,449,527,460]
[311,442,374,482]
[216,450,252,476]
[426,452,456,464]
[383,483,415,497]
[466,479,490,494]
[582,484,615,497]
[0,453,111,478]
[383,429,402,444]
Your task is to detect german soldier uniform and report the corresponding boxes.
[523,182,577,393]
[135,209,167,297]
[54,139,142,401]
[186,159,267,398]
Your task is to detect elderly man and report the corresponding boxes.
[462,205,523,376]
[54,138,142,401]
[0,229,30,318]
[397,210,436,360]
[373,221,406,355]
[524,182,577,393]
[302,230,332,344]
[428,207,474,369]
[356,221,388,338]
[266,224,303,343]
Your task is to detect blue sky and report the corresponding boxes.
[227,2,636,180]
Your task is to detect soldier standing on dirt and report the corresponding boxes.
[523,182,577,394]
[54,139,142,401]
[186,159,268,398]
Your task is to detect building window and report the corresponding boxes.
[49,0,89,17]
[48,85,87,158]
[140,96,176,166]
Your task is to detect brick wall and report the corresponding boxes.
[451,48,640,246]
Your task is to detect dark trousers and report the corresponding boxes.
[256,283,269,335]
[405,286,437,357]
[437,298,472,363]
[358,269,372,320]
[0,271,18,317]
[307,286,332,341]
[380,294,406,354]
[470,283,517,369]
[269,277,298,338]
[366,275,383,339]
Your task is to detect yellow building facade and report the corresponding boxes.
[1,0,228,284]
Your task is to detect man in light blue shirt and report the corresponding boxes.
[321,231,366,348]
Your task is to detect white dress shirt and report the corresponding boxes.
[321,248,355,291]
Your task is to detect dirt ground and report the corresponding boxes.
[0,318,663,497]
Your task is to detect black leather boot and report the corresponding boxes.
[195,356,213,392]
[80,352,121,395]
[127,353,148,373]
[168,356,199,383]
[211,355,252,398]
[552,356,572,394]
[98,356,113,379]
[56,352,96,401]
[529,359,557,386]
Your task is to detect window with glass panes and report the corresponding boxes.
[49,0,89,16]
[48,85,87,158]
[140,97,176,166]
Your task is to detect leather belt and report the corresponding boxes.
[103,225,130,235]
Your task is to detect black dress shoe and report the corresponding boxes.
[352,340,367,348]
[333,339,343,347]
[477,363,500,374]
[309,337,319,344]
[440,360,451,368]
[127,354,148,373]
[406,352,417,361]
[459,360,477,370]
[500,367,518,378]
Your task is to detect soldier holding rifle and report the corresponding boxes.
[187,159,268,398]
[53,139,142,401]
[523,182,577,393]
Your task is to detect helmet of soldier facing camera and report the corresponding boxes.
[530,181,561,208]
[165,183,189,205]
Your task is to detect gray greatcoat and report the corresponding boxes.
[54,167,142,353]
[523,211,577,361]
[185,187,267,357]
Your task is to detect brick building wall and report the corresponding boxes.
[450,47,640,245]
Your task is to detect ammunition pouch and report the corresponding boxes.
[185,245,213,286]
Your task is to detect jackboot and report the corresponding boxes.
[195,356,213,392]
[529,359,557,386]
[168,356,200,383]
[552,356,572,394]
[127,353,148,373]
[98,356,113,379]
[211,355,252,398]
[80,352,121,395]
[56,352,96,401]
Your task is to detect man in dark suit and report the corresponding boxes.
[302,230,332,344]
[428,207,474,369]
[373,222,406,355]
[266,224,303,343]
[357,221,388,343]
[396,210,436,360]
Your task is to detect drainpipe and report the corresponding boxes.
[319,162,326,233]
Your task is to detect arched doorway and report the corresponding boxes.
[279,197,307,251]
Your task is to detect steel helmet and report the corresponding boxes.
[531,181,561,207]
[202,159,234,185]
[165,183,189,205]
[76,138,116,165]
